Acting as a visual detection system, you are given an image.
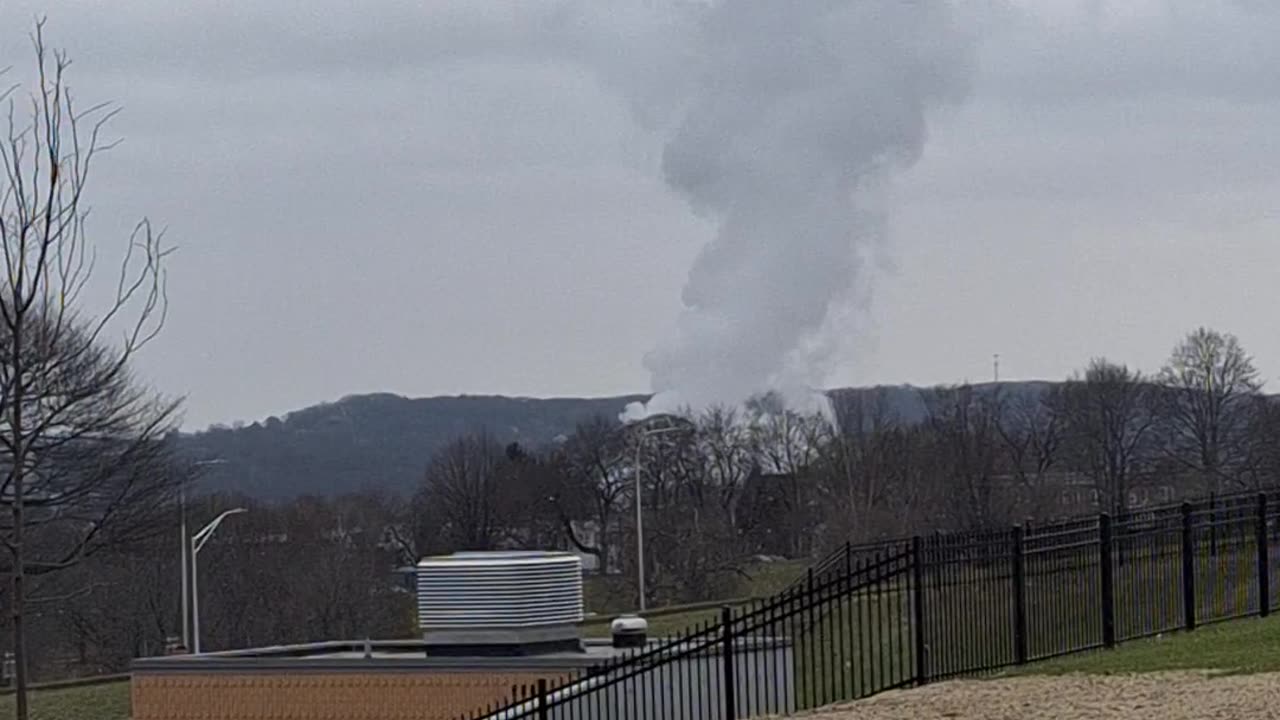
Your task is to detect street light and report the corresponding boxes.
[632,422,692,612]
[190,507,246,654]
[181,459,226,652]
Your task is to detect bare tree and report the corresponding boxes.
[0,23,176,715]
[920,384,1007,529]
[414,432,512,552]
[994,386,1062,519]
[996,388,1060,485]
[1048,360,1157,516]
[1157,327,1262,493]
[548,417,629,573]
[693,405,754,532]
[820,387,915,543]
[744,393,827,557]
[637,421,744,605]
[1242,397,1280,490]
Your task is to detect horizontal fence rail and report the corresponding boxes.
[461,485,1280,719]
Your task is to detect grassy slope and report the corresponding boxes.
[0,682,130,720]
[580,559,811,638]
[1016,614,1280,676]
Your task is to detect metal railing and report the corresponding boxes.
[462,485,1280,719]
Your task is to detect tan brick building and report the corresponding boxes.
[130,640,598,720]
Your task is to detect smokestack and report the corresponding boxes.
[613,0,974,420]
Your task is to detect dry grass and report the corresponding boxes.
[0,681,129,720]
[800,671,1280,719]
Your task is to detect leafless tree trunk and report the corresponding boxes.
[1157,327,1261,493]
[549,417,628,573]
[745,394,826,556]
[0,22,176,716]
[1048,360,1157,517]
[921,384,1006,529]
[415,431,512,552]
[823,387,910,542]
[695,405,754,533]
[996,387,1061,518]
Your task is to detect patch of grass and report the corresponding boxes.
[790,582,913,709]
[582,605,737,639]
[580,558,813,637]
[0,680,130,720]
[742,560,814,595]
[1013,615,1280,677]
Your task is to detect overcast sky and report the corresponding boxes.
[1,1,1277,430]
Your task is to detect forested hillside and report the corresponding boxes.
[177,384,1048,499]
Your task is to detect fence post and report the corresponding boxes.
[1209,492,1218,558]
[1099,514,1116,648]
[721,605,737,720]
[911,535,927,685]
[1182,502,1197,631]
[1011,525,1028,664]
[1259,493,1271,618]
[537,678,549,720]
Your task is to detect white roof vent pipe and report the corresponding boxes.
[610,615,648,649]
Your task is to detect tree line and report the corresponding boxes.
[16,324,1275,683]
[404,327,1277,610]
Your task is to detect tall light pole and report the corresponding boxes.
[633,424,689,612]
[191,507,246,654]
[181,459,225,652]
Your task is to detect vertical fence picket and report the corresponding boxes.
[1011,525,1028,665]
[721,606,736,720]
[1210,492,1219,558]
[1099,514,1116,648]
[912,535,927,685]
[806,567,817,707]
[1259,493,1271,619]
[1182,502,1197,631]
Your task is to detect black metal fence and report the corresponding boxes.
[461,488,1280,719]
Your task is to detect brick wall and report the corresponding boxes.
[132,670,569,720]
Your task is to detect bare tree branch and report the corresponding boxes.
[0,21,179,717]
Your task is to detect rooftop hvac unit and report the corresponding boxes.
[416,551,584,656]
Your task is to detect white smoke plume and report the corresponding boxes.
[604,1,975,421]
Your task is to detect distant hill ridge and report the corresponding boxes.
[177,383,1050,499]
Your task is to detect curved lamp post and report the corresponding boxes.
[632,420,694,612]
[180,459,226,652]
[190,507,247,654]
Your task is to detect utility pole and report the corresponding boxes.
[994,353,1000,383]
[179,484,187,651]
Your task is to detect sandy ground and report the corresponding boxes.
[801,671,1280,719]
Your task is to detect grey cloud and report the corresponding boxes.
[2,1,1278,428]
[976,2,1280,105]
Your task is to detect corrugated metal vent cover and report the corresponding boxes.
[416,551,584,630]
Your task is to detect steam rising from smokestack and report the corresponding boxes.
[611,0,974,421]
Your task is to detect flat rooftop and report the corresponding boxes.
[132,636,789,674]
[135,638,650,673]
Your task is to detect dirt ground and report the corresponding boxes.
[802,671,1280,719]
